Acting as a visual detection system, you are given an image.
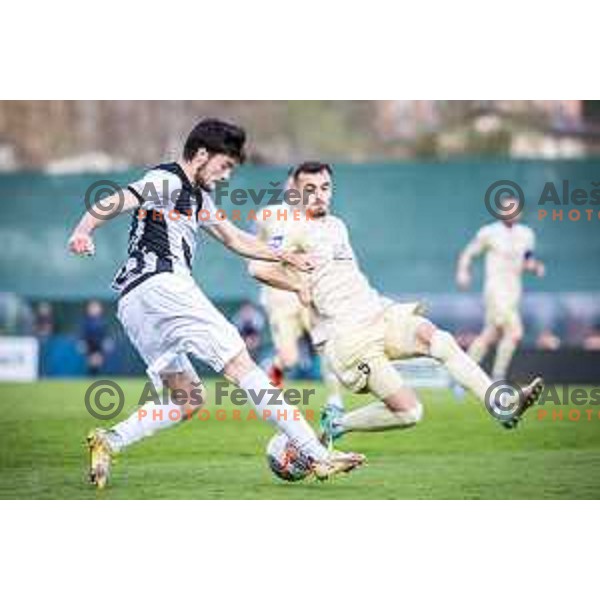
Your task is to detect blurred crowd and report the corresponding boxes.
[31,299,113,376]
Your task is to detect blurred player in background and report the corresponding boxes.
[249,163,544,445]
[456,208,545,382]
[80,300,109,376]
[68,120,364,488]
[254,174,344,412]
[232,300,266,360]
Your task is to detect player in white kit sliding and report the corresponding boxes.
[456,208,545,382]
[68,120,364,488]
[248,162,544,444]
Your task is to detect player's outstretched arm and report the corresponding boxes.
[456,251,473,289]
[68,189,141,256]
[247,261,311,305]
[456,232,486,289]
[205,219,314,272]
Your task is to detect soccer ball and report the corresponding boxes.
[266,433,312,482]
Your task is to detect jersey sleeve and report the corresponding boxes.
[127,169,181,207]
[471,225,491,254]
[462,225,490,261]
[458,225,490,271]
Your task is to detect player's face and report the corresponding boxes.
[193,152,238,190]
[503,202,522,227]
[295,170,333,217]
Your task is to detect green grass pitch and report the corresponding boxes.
[1,378,600,499]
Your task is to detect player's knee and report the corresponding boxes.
[183,381,206,415]
[415,319,437,346]
[163,373,206,415]
[389,400,424,427]
[479,327,500,347]
[429,329,460,362]
[385,387,420,414]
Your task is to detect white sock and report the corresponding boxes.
[109,395,187,451]
[341,401,423,432]
[430,330,492,403]
[492,334,518,380]
[238,367,327,461]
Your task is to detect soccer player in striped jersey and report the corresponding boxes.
[68,120,364,487]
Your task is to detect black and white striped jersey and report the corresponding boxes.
[111,162,219,296]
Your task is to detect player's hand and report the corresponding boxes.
[281,251,316,272]
[68,230,96,256]
[456,269,471,290]
[535,262,546,278]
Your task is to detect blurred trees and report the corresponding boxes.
[0,100,590,170]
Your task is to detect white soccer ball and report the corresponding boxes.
[266,433,312,482]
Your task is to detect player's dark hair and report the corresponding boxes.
[183,118,246,163]
[291,161,333,181]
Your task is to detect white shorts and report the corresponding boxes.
[484,292,522,332]
[117,273,245,388]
